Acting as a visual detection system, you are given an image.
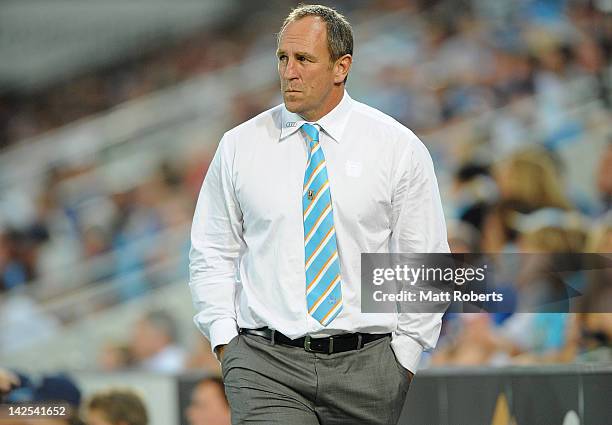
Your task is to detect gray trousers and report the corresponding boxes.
[221,333,411,425]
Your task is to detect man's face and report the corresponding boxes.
[277,16,339,121]
[131,319,166,360]
[186,382,230,425]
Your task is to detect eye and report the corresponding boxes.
[278,54,287,62]
[297,55,307,62]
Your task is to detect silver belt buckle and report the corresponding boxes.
[304,335,314,352]
[304,335,336,354]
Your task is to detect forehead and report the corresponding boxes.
[278,16,328,55]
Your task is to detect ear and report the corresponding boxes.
[333,54,352,84]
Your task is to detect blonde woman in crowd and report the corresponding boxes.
[494,148,572,211]
[481,148,573,253]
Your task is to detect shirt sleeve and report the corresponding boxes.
[189,134,244,355]
[389,133,450,374]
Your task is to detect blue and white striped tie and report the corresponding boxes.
[302,123,343,326]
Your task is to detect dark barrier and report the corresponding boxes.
[398,365,612,425]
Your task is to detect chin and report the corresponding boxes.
[284,100,303,114]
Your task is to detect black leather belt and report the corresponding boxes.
[239,327,390,354]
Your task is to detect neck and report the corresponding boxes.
[300,86,344,122]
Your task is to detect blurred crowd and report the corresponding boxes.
[415,0,612,368]
[0,7,257,150]
[0,0,611,372]
[0,366,230,425]
[0,158,201,298]
[98,309,220,375]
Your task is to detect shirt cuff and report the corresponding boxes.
[390,333,424,374]
[209,318,239,359]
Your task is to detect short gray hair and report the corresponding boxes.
[144,309,178,343]
[278,4,353,63]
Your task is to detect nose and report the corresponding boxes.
[281,57,299,81]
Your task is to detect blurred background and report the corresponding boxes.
[0,0,611,424]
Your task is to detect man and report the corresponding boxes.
[85,388,148,425]
[130,309,186,373]
[189,4,449,424]
[186,377,231,425]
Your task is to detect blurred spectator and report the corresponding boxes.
[576,313,612,362]
[0,227,45,292]
[0,290,60,354]
[130,309,186,373]
[500,313,579,365]
[0,367,19,398]
[480,200,528,252]
[184,334,221,374]
[595,141,612,214]
[85,388,148,425]
[575,218,612,362]
[515,210,587,309]
[433,208,590,367]
[431,313,505,366]
[452,161,498,230]
[186,377,231,425]
[495,217,588,365]
[587,212,612,253]
[0,372,84,425]
[97,342,134,372]
[517,209,587,252]
[447,220,481,253]
[581,212,612,313]
[478,146,575,253]
[493,148,571,212]
[432,311,579,367]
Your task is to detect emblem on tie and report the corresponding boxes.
[307,189,314,200]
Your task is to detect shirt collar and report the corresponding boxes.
[279,90,353,143]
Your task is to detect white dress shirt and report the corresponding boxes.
[189,91,449,373]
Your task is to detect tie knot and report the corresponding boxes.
[302,123,319,144]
